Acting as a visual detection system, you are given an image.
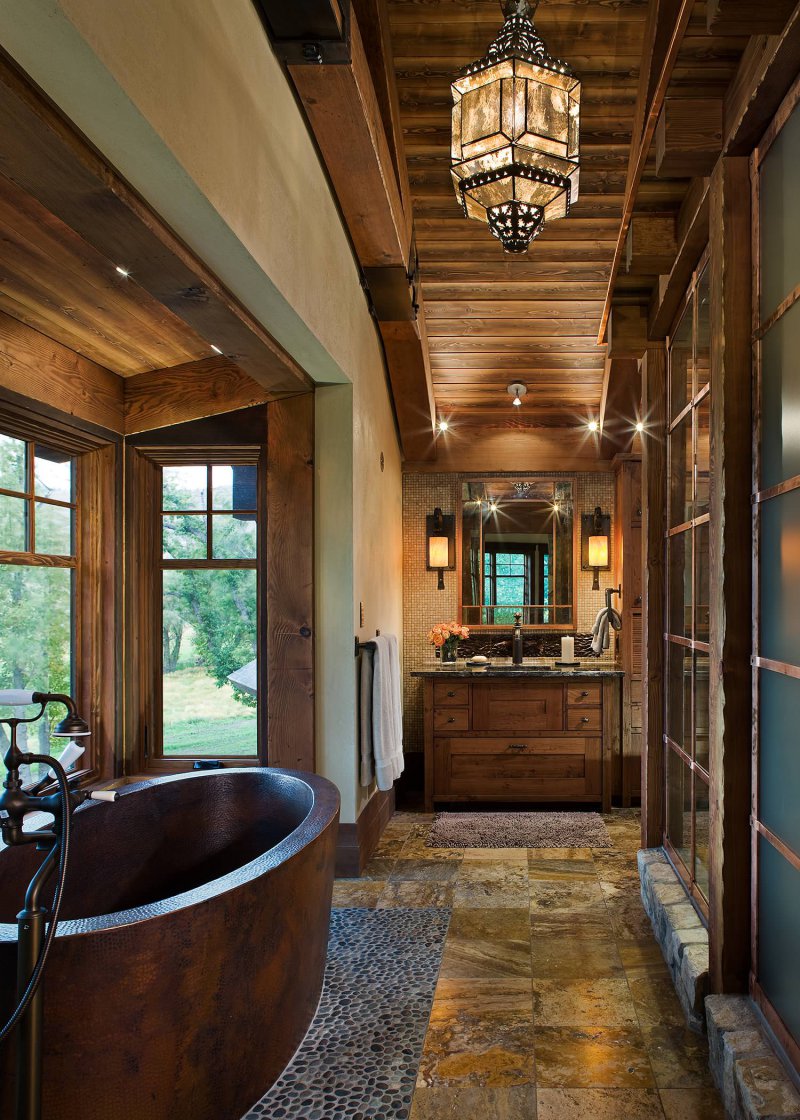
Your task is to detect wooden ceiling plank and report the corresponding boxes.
[625,213,679,274]
[707,0,795,36]
[0,55,309,395]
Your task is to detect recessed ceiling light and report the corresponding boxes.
[635,421,645,433]
[588,419,599,433]
[211,344,223,355]
[489,500,498,512]
[438,418,449,432]
[115,266,130,278]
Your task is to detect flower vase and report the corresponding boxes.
[442,640,458,664]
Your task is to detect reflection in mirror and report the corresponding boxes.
[460,479,574,628]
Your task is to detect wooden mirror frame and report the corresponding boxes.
[457,477,579,630]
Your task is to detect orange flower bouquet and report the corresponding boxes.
[427,621,470,663]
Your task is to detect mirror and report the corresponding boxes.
[460,479,575,628]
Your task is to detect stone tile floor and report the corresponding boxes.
[333,808,726,1120]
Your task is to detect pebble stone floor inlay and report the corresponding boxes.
[329,808,727,1120]
[242,907,450,1120]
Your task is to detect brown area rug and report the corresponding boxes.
[427,811,612,849]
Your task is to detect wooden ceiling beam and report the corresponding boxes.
[597,0,695,343]
[655,98,724,177]
[648,178,710,337]
[625,214,679,274]
[608,304,649,359]
[707,0,795,36]
[124,357,280,435]
[284,4,436,460]
[0,54,309,397]
[600,357,642,458]
[723,0,800,155]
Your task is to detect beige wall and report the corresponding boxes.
[0,0,403,822]
[402,471,617,754]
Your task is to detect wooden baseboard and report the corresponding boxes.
[335,786,395,878]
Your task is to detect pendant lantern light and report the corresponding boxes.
[450,0,581,254]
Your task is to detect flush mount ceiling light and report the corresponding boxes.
[450,0,581,254]
[507,381,528,407]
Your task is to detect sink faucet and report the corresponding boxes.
[512,612,524,665]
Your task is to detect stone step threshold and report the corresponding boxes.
[638,847,800,1119]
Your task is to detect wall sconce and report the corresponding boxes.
[426,507,455,590]
[581,505,611,590]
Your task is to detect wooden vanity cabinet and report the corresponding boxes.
[420,675,619,812]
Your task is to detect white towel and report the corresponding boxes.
[591,607,622,655]
[372,634,404,791]
[359,648,374,788]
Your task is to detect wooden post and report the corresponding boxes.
[641,344,667,848]
[708,156,752,993]
[266,394,315,772]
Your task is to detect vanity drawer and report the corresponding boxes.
[567,683,602,707]
[566,707,602,732]
[472,681,563,732]
[434,708,470,732]
[433,680,470,707]
[434,736,601,800]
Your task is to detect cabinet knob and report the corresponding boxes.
[580,716,590,724]
[447,690,456,698]
[580,690,590,698]
[447,717,456,724]
[507,743,527,751]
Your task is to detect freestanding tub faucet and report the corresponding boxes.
[0,690,117,1120]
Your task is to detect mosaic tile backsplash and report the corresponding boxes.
[402,471,618,753]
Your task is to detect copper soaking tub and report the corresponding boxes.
[0,767,340,1120]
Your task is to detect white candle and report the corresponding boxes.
[561,636,575,663]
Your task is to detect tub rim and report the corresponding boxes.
[0,767,340,941]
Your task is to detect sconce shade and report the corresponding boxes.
[451,0,580,254]
[428,536,450,569]
[588,535,608,569]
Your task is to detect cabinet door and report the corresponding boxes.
[434,737,601,800]
[472,681,564,732]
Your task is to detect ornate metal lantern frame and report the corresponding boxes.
[451,0,581,254]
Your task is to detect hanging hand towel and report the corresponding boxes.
[372,634,404,791]
[359,647,375,788]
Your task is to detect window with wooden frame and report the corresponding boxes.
[127,444,266,771]
[663,252,711,913]
[751,81,800,1074]
[0,401,117,782]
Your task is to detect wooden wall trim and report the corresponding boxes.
[335,786,395,878]
[708,156,752,993]
[266,395,315,772]
[124,357,277,434]
[0,310,124,433]
[641,344,667,849]
[404,429,613,474]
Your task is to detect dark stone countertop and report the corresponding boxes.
[411,665,624,678]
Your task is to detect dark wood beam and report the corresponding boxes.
[648,178,710,338]
[625,214,678,275]
[600,357,641,457]
[724,1,800,156]
[124,357,278,434]
[597,0,695,343]
[288,10,408,268]
[641,343,667,849]
[377,311,436,461]
[266,395,315,772]
[708,156,752,994]
[0,309,124,433]
[0,52,310,397]
[707,0,795,37]
[403,428,612,474]
[608,304,648,359]
[655,98,724,178]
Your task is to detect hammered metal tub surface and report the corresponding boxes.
[0,767,340,1120]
